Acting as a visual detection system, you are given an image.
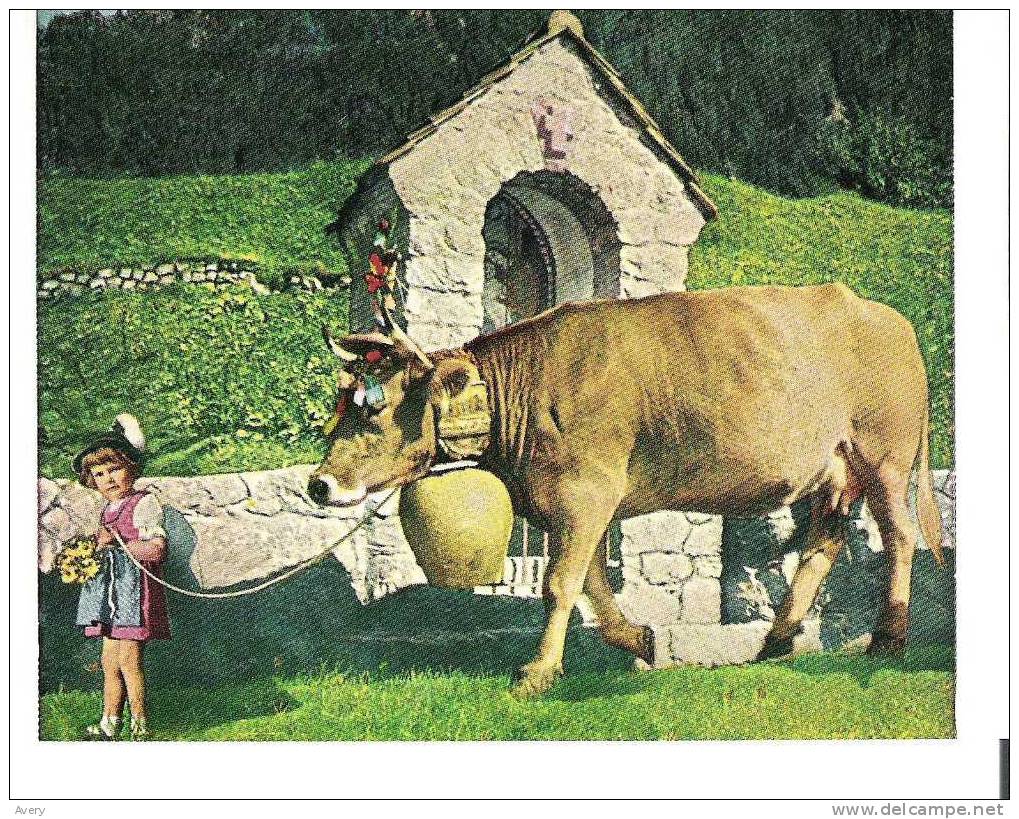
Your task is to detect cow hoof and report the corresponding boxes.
[510,664,562,699]
[640,625,656,666]
[756,634,795,662]
[867,632,906,656]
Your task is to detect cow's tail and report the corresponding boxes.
[914,404,945,566]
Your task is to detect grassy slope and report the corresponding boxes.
[37,286,348,479]
[689,174,954,467]
[36,167,953,477]
[40,649,954,741]
[37,160,369,285]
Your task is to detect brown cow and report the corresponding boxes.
[310,283,943,698]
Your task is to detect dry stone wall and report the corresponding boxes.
[38,465,955,668]
[36,260,341,300]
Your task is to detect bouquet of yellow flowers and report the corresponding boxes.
[57,537,102,585]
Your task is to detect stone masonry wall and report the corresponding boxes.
[38,467,425,605]
[648,470,956,667]
[37,259,342,300]
[39,466,956,668]
[617,512,723,628]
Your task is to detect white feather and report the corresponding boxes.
[114,413,146,453]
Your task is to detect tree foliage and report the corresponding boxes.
[37,10,952,207]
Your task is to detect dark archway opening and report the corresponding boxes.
[481,170,621,333]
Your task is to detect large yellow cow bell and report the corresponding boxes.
[398,468,513,588]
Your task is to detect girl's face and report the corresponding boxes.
[90,460,134,501]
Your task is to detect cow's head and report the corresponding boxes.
[308,325,484,507]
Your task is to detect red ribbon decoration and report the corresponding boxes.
[334,391,349,422]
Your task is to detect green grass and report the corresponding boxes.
[689,174,953,467]
[40,648,954,741]
[38,285,348,479]
[37,160,369,286]
[36,167,953,474]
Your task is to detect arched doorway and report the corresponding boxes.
[481,171,621,332]
[477,171,624,600]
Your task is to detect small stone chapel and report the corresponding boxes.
[334,10,717,350]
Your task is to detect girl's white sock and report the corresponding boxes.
[101,714,121,736]
[86,714,121,738]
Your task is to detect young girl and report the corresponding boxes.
[74,415,169,740]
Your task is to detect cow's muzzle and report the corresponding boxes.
[307,473,368,508]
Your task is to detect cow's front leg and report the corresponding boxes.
[511,498,617,699]
[511,530,596,699]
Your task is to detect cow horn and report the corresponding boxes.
[390,323,433,369]
[322,325,358,362]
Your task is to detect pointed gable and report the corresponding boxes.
[335,11,718,350]
[375,15,716,221]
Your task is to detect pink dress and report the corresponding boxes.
[82,491,171,641]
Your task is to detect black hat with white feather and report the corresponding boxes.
[72,413,147,475]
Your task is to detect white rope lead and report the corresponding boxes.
[111,488,399,600]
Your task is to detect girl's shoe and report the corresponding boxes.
[84,714,121,740]
[130,717,150,741]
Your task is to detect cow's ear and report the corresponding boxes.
[428,357,478,402]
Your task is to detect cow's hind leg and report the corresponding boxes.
[584,538,654,665]
[864,463,916,655]
[758,497,847,660]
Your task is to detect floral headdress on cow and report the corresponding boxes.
[320,323,490,460]
[319,328,413,435]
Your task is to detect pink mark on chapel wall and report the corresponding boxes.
[530,97,576,172]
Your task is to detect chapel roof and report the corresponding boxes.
[373,10,717,221]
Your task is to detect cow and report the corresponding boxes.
[309,283,944,698]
